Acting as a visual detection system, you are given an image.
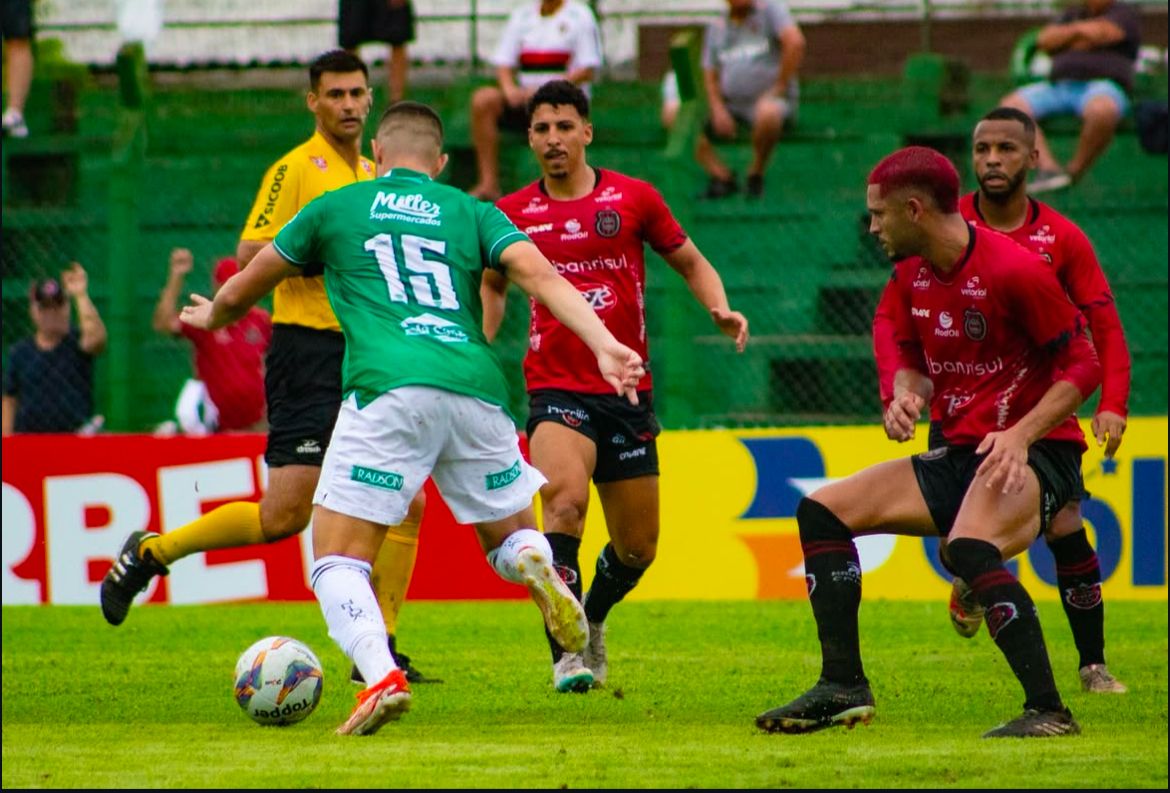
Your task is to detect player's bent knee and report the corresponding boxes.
[543,497,588,534]
[260,505,313,542]
[1043,501,1083,542]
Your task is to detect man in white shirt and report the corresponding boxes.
[468,0,602,200]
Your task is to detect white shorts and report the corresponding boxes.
[314,386,547,526]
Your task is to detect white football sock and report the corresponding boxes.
[310,555,397,686]
[486,528,550,583]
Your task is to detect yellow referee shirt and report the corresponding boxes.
[240,130,376,331]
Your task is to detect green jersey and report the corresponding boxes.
[273,167,528,412]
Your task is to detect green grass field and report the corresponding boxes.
[2,599,1166,788]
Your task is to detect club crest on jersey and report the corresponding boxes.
[595,209,621,237]
[985,601,1018,640]
[963,308,987,341]
[310,156,328,171]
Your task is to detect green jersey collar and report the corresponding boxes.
[383,167,432,182]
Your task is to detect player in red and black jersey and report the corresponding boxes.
[485,80,749,693]
[757,147,1100,739]
[873,107,1130,693]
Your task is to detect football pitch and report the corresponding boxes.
[3,599,1166,789]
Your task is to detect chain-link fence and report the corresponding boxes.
[3,28,1167,433]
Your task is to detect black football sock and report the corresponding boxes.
[938,541,959,578]
[947,537,1063,712]
[582,543,646,625]
[796,498,865,687]
[1048,528,1106,668]
[544,532,583,662]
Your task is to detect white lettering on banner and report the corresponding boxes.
[2,484,40,604]
[159,459,265,605]
[46,473,151,606]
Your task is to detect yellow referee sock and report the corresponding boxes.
[139,501,265,567]
[371,517,421,636]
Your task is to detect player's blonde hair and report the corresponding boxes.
[376,101,444,159]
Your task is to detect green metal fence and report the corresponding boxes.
[3,43,1166,433]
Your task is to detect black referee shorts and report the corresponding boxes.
[338,0,415,49]
[264,324,345,468]
[911,440,1085,538]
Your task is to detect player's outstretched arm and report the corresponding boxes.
[499,240,645,403]
[480,268,510,343]
[661,240,749,352]
[181,243,298,331]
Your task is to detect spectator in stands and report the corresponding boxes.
[1001,0,1142,193]
[664,0,805,200]
[467,0,602,200]
[152,248,271,434]
[1,0,34,138]
[2,264,107,435]
[339,0,415,104]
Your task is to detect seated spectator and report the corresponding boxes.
[152,248,271,433]
[2,264,107,434]
[339,0,415,103]
[665,0,805,200]
[1001,0,1142,193]
[467,0,602,200]
[1,0,34,138]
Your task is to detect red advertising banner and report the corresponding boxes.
[1,434,527,606]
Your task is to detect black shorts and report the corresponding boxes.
[264,324,345,468]
[526,389,661,484]
[500,103,530,133]
[911,440,1084,537]
[1,0,34,39]
[338,0,415,49]
[927,419,1089,501]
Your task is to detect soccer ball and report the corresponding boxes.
[233,636,324,726]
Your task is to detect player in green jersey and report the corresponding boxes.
[180,101,645,737]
